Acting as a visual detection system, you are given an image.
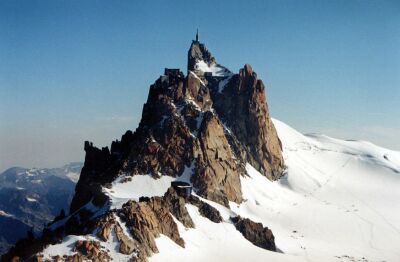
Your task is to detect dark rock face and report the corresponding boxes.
[185,72,212,110]
[192,111,243,206]
[163,188,195,228]
[70,133,134,213]
[95,187,192,262]
[188,195,223,223]
[210,64,284,180]
[115,223,136,255]
[231,216,276,251]
[130,72,192,177]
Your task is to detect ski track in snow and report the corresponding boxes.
[41,119,400,262]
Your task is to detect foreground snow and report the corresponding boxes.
[42,119,400,262]
[237,119,400,262]
[152,204,300,262]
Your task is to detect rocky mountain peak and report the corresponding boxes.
[67,36,284,214]
[186,33,233,79]
[3,37,284,261]
[187,32,216,72]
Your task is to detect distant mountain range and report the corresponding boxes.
[0,163,82,255]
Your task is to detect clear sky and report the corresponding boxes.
[1,0,399,172]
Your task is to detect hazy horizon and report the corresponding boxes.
[1,0,399,172]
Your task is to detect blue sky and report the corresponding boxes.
[1,0,399,171]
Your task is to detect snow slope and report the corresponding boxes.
[41,120,400,262]
[152,204,300,262]
[152,119,400,262]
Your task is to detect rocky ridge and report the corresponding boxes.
[3,36,283,261]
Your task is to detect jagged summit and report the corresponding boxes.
[187,33,231,77]
[63,36,284,232]
[3,37,284,261]
[187,37,215,72]
[69,36,283,212]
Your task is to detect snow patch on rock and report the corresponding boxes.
[195,60,232,77]
[103,174,175,209]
